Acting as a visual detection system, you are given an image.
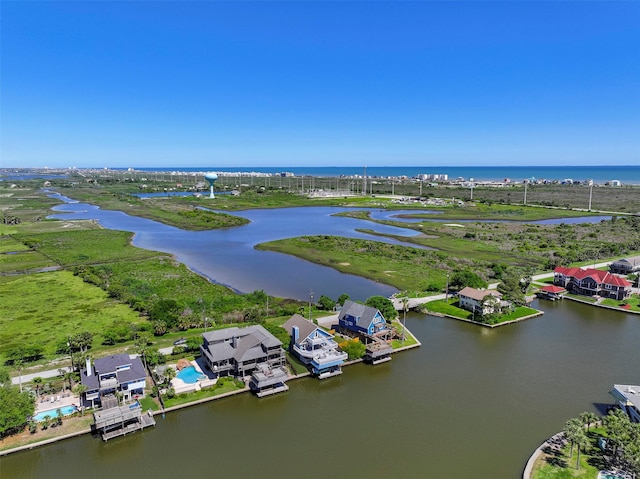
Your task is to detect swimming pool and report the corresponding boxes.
[176,366,206,384]
[33,405,78,422]
[598,471,629,479]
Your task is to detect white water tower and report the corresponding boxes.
[204,172,218,199]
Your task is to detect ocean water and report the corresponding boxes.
[128,165,640,184]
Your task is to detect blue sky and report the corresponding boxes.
[1,1,639,168]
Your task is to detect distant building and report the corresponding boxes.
[609,256,640,275]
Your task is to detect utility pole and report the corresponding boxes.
[524,183,528,205]
[588,184,593,211]
[309,291,314,321]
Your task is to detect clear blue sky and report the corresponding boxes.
[1,1,639,168]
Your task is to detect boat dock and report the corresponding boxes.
[93,404,156,441]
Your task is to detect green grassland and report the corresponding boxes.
[0,270,145,361]
[256,235,454,291]
[13,229,166,266]
[342,211,640,269]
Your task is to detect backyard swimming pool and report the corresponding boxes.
[176,366,206,384]
[33,405,78,422]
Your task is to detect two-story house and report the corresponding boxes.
[283,314,347,379]
[457,287,505,316]
[199,325,286,378]
[554,267,631,300]
[80,354,147,409]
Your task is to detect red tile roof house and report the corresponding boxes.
[553,267,632,301]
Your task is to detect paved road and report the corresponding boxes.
[11,366,72,386]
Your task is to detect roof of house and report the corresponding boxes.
[338,300,384,328]
[458,287,502,302]
[540,285,566,294]
[80,354,146,390]
[202,325,281,349]
[282,314,322,343]
[612,384,640,410]
[554,266,631,287]
[612,255,640,266]
[201,325,282,364]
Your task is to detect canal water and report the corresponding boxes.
[1,197,637,478]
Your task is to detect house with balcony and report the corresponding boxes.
[80,354,147,409]
[337,300,393,364]
[610,256,640,275]
[199,325,286,379]
[283,314,348,379]
[338,300,390,336]
[457,287,505,316]
[554,267,632,300]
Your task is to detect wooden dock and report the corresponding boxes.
[94,404,156,441]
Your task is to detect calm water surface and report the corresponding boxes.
[2,302,639,479]
[2,196,637,478]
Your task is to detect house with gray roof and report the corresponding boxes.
[80,354,147,408]
[338,300,390,336]
[283,314,347,379]
[610,256,640,275]
[199,325,285,378]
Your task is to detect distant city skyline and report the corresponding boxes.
[2,1,639,168]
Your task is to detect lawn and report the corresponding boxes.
[163,378,246,408]
[600,295,640,312]
[532,429,605,479]
[423,299,540,325]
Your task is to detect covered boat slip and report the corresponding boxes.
[249,365,289,398]
[364,343,393,365]
[93,404,156,441]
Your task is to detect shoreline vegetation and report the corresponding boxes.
[1,177,639,464]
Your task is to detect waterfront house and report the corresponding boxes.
[610,384,640,423]
[609,255,640,275]
[338,300,390,336]
[457,287,505,316]
[337,301,394,364]
[553,266,632,300]
[80,354,147,409]
[283,314,347,378]
[199,325,286,379]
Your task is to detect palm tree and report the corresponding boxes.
[401,297,409,342]
[564,417,583,458]
[579,411,599,432]
[574,429,589,469]
[32,376,43,398]
[164,367,176,386]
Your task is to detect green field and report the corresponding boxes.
[0,270,145,362]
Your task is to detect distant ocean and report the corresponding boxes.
[129,165,640,184]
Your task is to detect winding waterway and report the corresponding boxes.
[1,196,637,478]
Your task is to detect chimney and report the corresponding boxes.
[86,357,92,376]
[291,325,299,345]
